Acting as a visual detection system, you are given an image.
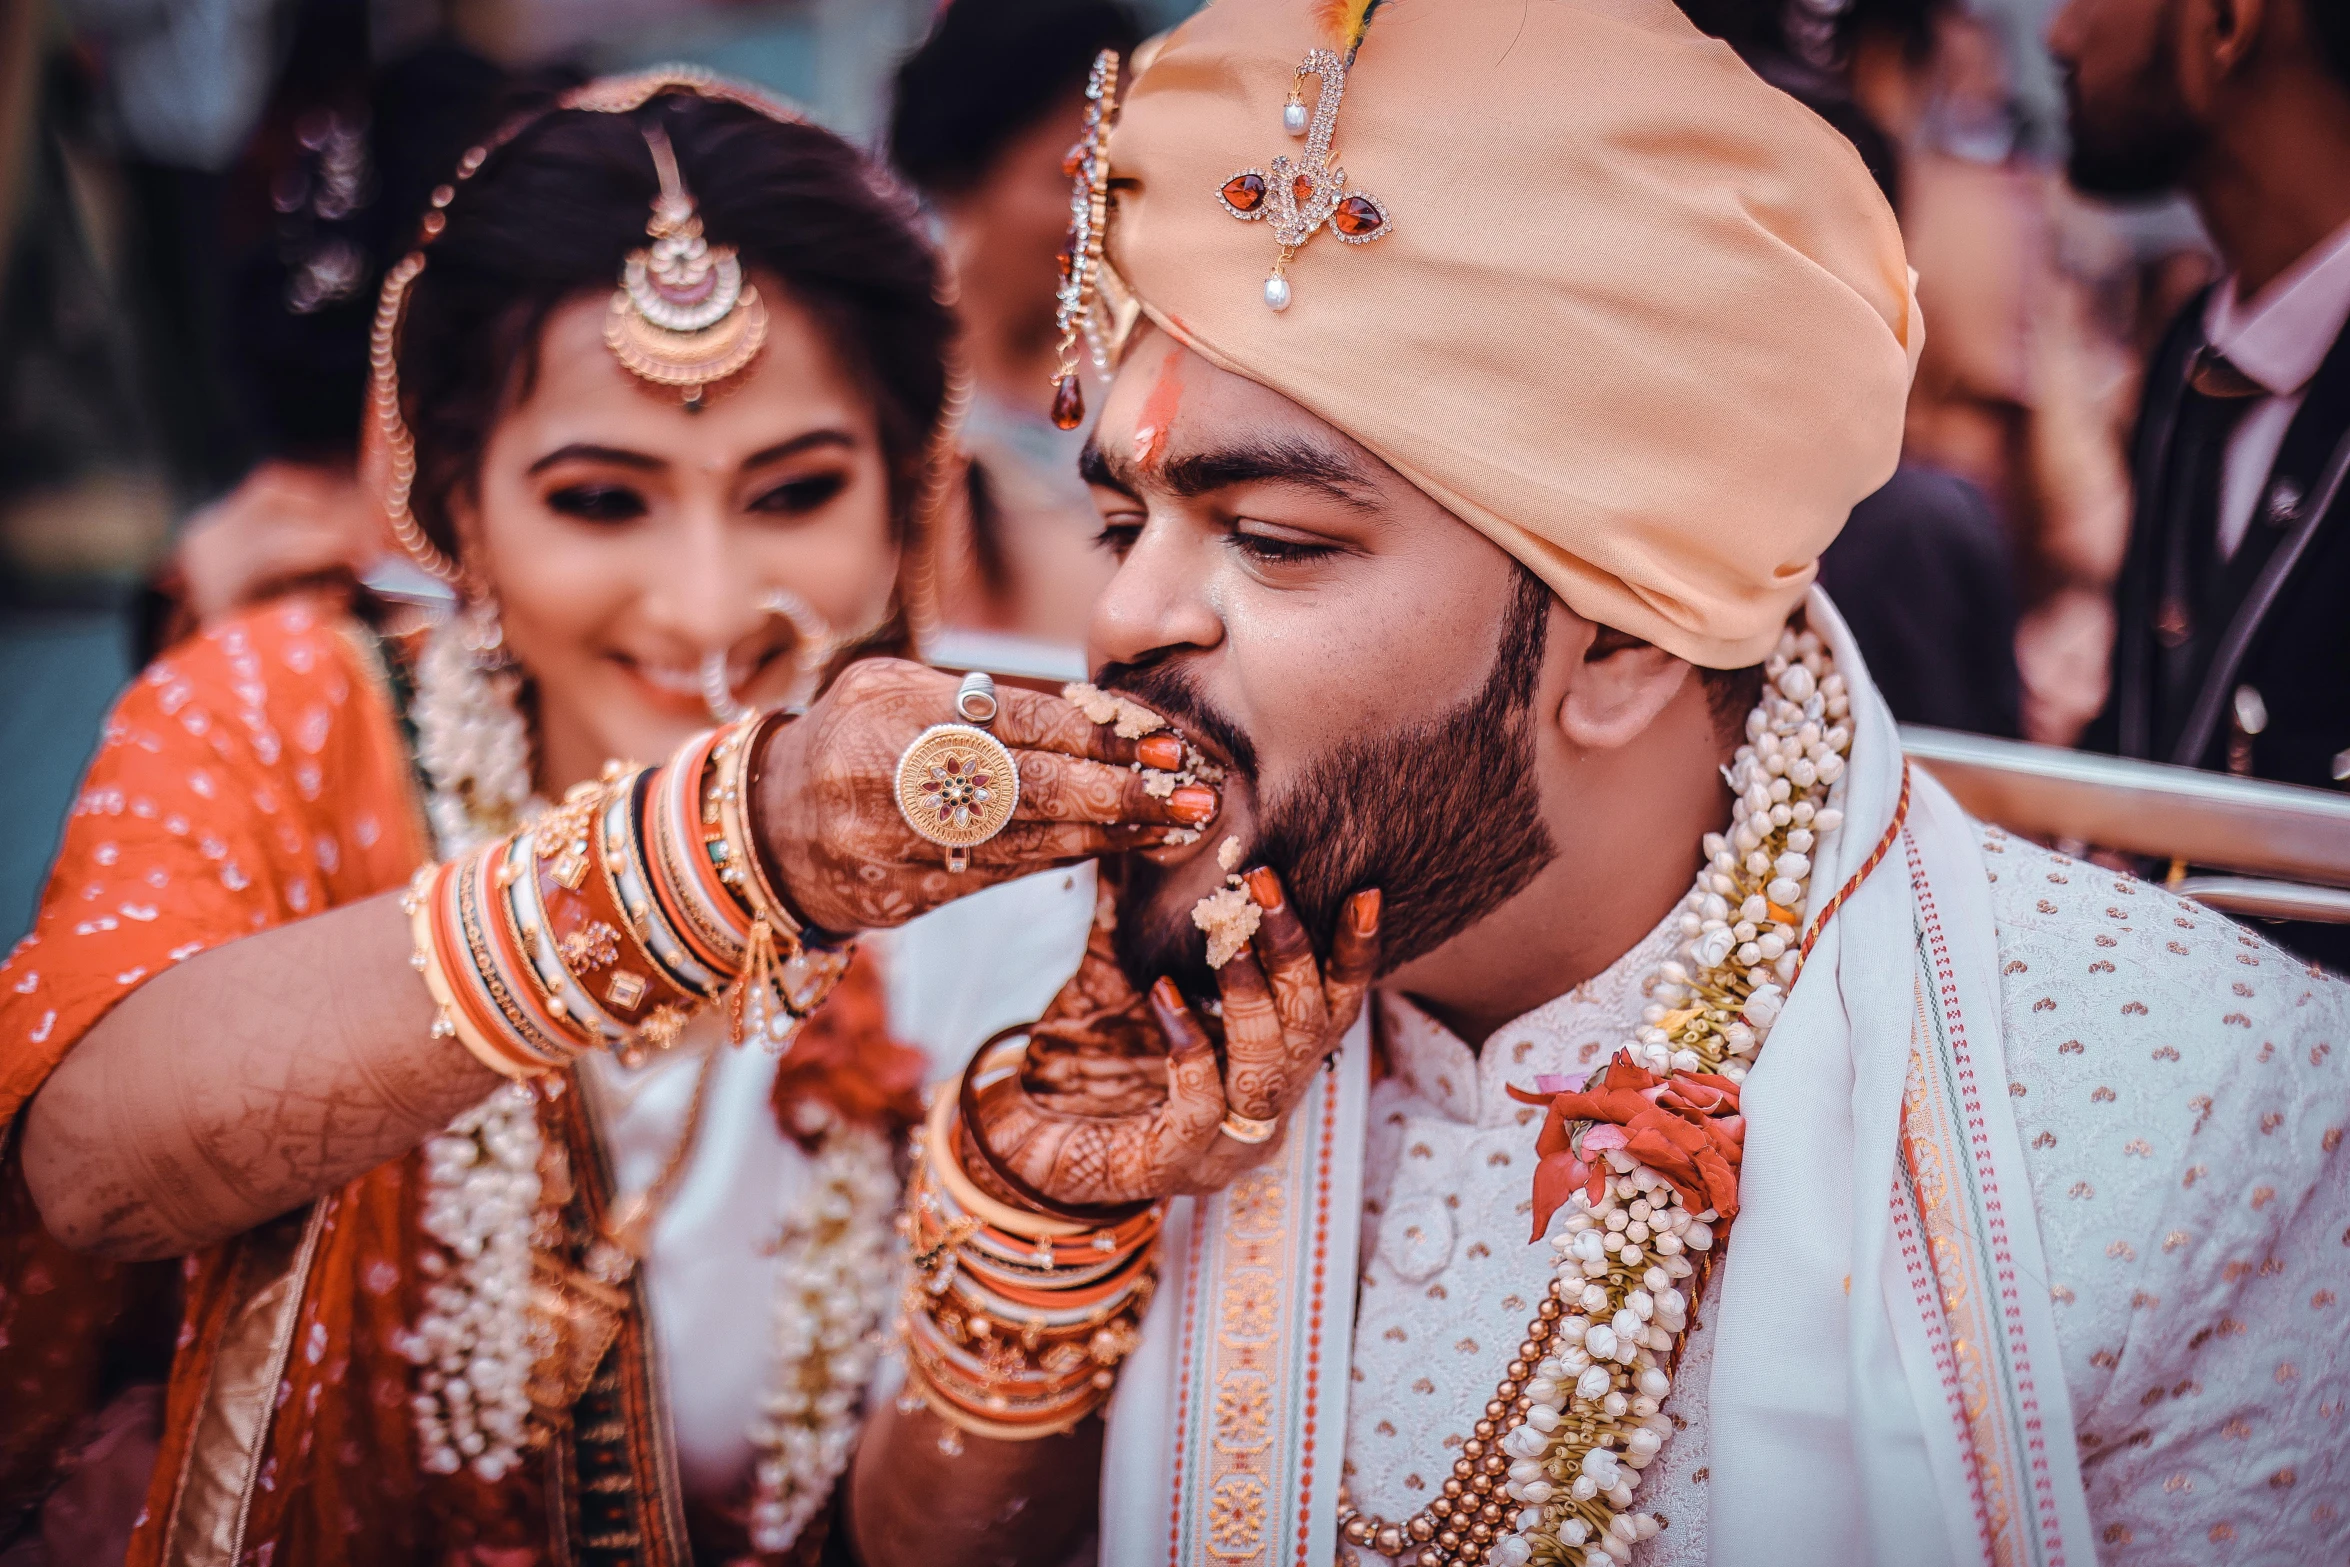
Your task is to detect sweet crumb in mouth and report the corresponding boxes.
[1063,680,1167,739]
[1192,884,1261,969]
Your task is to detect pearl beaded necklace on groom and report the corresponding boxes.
[1342,623,1852,1567]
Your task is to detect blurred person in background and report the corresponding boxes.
[2054,0,2350,971]
[1840,0,2138,745]
[51,0,289,503]
[0,75,1203,1565]
[139,9,506,655]
[888,0,1141,650]
[1679,0,2027,736]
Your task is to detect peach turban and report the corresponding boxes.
[1101,0,1923,668]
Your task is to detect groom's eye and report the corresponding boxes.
[1225,531,1339,566]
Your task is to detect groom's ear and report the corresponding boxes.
[1555,627,1694,752]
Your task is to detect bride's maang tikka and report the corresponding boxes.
[365,70,808,584]
[1217,0,1393,311]
[604,124,768,406]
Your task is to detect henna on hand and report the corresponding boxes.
[1220,871,1380,1121]
[751,659,1218,933]
[968,870,1383,1208]
[965,1011,1228,1206]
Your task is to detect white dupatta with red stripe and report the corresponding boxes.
[1099,589,2094,1567]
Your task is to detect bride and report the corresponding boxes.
[0,70,1210,1565]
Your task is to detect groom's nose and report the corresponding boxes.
[1087,515,1226,677]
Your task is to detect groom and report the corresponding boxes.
[844,0,2350,1562]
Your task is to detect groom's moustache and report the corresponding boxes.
[1092,658,1260,782]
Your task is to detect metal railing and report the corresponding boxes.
[1900,725,2350,922]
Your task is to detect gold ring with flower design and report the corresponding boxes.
[895,723,1019,872]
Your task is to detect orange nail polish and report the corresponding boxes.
[1150,976,1185,1012]
[1169,785,1218,824]
[1137,733,1184,770]
[1245,866,1285,911]
[1349,888,1383,933]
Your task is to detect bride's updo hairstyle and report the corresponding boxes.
[395,86,955,569]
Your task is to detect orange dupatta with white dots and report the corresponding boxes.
[0,601,551,1564]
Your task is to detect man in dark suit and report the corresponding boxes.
[2052,0,2350,969]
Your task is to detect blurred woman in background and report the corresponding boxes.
[0,72,1199,1565]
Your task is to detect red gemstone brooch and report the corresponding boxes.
[1217,30,1392,311]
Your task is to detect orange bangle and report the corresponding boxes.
[419,855,568,1075]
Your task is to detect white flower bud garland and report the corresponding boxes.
[1493,627,1849,1567]
[404,610,552,1484]
[748,1117,903,1552]
[404,610,901,1543]
[403,1080,548,1480]
[1344,626,1852,1567]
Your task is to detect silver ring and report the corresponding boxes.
[955,670,999,726]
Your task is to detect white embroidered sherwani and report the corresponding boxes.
[1340,838,2350,1564]
[1099,592,2350,1567]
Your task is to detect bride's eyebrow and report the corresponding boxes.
[526,443,663,475]
[740,429,859,469]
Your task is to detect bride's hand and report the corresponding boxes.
[753,658,1219,932]
[964,867,1381,1206]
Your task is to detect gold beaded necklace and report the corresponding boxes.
[1336,628,1860,1567]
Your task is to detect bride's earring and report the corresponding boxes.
[460,594,518,673]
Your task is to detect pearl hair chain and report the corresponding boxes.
[1345,624,1852,1567]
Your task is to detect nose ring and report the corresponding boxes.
[697,588,842,724]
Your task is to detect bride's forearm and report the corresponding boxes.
[20,890,496,1260]
[847,1398,1103,1567]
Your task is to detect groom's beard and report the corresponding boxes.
[1104,575,1558,1003]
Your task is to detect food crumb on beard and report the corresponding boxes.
[1192,885,1261,969]
[1217,835,1244,872]
[1062,680,1166,739]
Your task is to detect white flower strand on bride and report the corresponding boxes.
[401,609,900,1540]
[1485,625,1851,1567]
[402,611,550,1483]
[749,1117,902,1551]
[407,1081,546,1479]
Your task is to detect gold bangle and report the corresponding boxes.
[921,1078,1097,1242]
[1219,1110,1278,1145]
[710,709,805,943]
[899,1357,1098,1443]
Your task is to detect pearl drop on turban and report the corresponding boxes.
[1102,0,1924,668]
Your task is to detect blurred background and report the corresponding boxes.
[0,0,2226,940]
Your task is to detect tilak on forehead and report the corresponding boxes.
[1129,348,1186,471]
[1049,0,1923,669]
